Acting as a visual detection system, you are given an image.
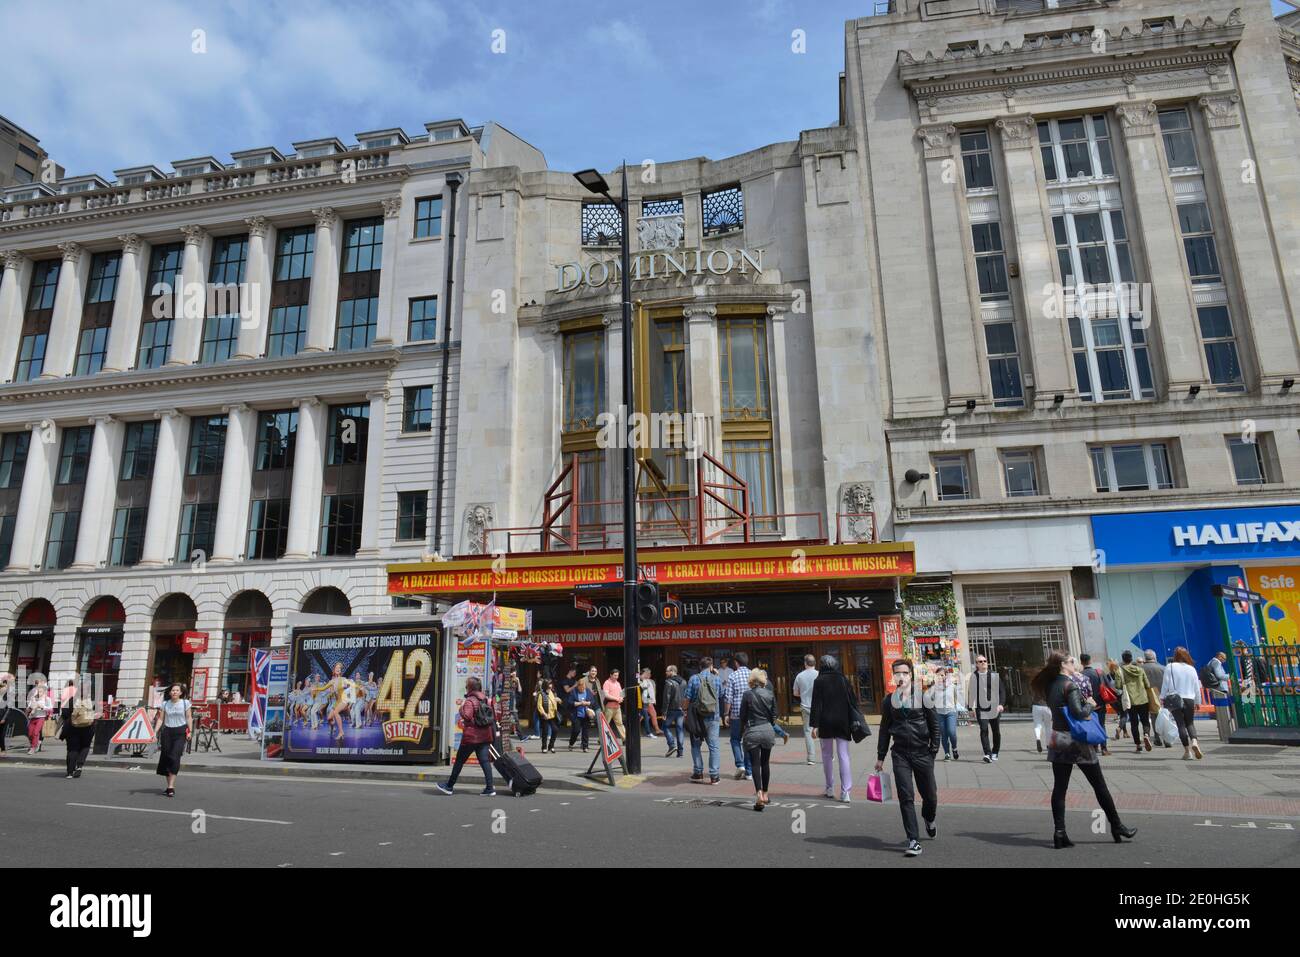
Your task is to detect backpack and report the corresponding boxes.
[693,673,718,717]
[469,694,495,728]
[71,699,97,728]
[1199,663,1220,690]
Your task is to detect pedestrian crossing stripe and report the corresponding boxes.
[110,707,156,745]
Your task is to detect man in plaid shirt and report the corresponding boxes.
[721,651,752,780]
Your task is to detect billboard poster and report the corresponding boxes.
[285,622,444,763]
[449,636,489,756]
[261,648,291,761]
[1246,566,1300,645]
[880,615,904,692]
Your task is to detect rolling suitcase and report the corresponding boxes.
[489,743,543,796]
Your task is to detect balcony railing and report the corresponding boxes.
[479,451,827,555]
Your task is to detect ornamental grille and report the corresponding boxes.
[642,197,683,217]
[702,185,744,236]
[961,582,1063,619]
[581,202,622,246]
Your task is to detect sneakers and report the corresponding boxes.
[1191,742,1204,760]
[1143,736,1153,752]
[840,788,852,803]
[734,769,747,780]
[982,755,992,764]
[480,788,497,796]
[690,771,704,782]
[824,787,836,799]
[991,753,999,762]
[666,747,676,758]
[943,753,951,761]
[925,820,937,838]
[953,751,959,760]
[806,759,817,766]
[434,783,455,796]
[707,777,720,785]
[744,772,753,781]
[904,840,923,857]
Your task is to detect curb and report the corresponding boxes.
[1,752,623,793]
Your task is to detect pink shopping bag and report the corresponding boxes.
[866,771,892,803]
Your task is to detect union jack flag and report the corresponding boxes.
[248,648,270,738]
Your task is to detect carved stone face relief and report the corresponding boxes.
[839,483,876,543]
[463,504,495,555]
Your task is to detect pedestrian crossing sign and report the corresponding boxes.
[110,707,156,745]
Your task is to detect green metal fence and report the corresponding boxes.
[1231,642,1300,729]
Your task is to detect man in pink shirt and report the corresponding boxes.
[602,670,626,741]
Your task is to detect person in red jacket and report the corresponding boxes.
[436,677,498,796]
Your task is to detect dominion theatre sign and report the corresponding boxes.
[555,246,764,293]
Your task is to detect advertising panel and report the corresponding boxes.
[1246,566,1300,645]
[285,623,443,763]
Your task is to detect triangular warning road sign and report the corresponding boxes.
[110,707,156,745]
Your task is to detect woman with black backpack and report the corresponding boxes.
[436,677,498,796]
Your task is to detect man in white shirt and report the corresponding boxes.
[792,655,819,765]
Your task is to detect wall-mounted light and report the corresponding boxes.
[1188,384,1201,398]
[1053,393,1064,405]
[904,469,929,485]
[1282,378,1295,394]
[964,398,976,412]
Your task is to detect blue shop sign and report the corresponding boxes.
[1091,505,1300,567]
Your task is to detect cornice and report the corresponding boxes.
[897,9,1243,84]
[0,167,409,240]
[0,348,400,406]
[884,396,1300,441]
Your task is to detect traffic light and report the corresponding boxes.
[660,598,683,624]
[636,581,661,625]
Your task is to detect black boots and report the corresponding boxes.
[1113,824,1138,843]
[1053,830,1074,849]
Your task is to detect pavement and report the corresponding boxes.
[6,714,1300,819]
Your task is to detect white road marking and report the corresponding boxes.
[329,852,344,856]
[529,808,540,813]
[560,801,570,805]
[422,832,435,836]
[67,803,291,825]
[461,824,473,828]
[378,841,392,845]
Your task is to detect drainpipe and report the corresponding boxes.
[432,171,462,555]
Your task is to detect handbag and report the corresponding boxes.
[845,675,871,742]
[42,718,59,740]
[1061,706,1107,746]
[867,770,893,803]
[1098,680,1117,705]
[1146,686,1161,715]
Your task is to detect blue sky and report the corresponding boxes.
[3,1,1296,179]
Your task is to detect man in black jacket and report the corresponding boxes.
[1079,654,1112,755]
[876,658,941,857]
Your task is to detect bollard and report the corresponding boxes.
[1214,703,1233,742]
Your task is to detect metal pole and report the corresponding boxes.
[618,163,640,774]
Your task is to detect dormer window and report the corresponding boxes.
[297,146,332,158]
[237,156,271,168]
[120,174,148,186]
[363,137,394,149]
[178,166,206,177]
[431,128,457,141]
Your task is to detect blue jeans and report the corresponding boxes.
[691,715,721,779]
[663,709,685,753]
[729,716,751,774]
[939,711,958,756]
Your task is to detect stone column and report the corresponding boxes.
[209,404,256,563]
[304,208,340,352]
[357,389,389,555]
[0,251,32,383]
[235,216,275,359]
[102,234,150,373]
[4,421,58,571]
[72,415,124,569]
[767,305,798,526]
[685,305,721,457]
[139,410,187,566]
[168,225,210,366]
[48,623,81,689]
[283,397,326,559]
[996,114,1075,406]
[918,123,986,407]
[374,196,402,345]
[115,618,151,707]
[40,241,88,379]
[1197,91,1300,385]
[1115,101,1205,392]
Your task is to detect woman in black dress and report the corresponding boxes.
[1031,653,1136,849]
[60,690,96,778]
[152,683,192,797]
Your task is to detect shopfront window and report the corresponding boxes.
[852,643,880,715]
[222,630,270,699]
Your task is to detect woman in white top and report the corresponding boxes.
[152,683,193,796]
[639,668,660,737]
[25,679,53,754]
[1159,647,1204,760]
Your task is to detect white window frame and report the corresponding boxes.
[1000,449,1042,498]
[933,453,974,501]
[1089,442,1175,493]
[1226,436,1269,487]
[1038,114,1115,184]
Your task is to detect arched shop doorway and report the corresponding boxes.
[78,597,126,703]
[8,599,56,677]
[222,590,272,701]
[302,587,351,616]
[148,594,198,697]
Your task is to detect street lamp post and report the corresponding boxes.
[573,164,641,774]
